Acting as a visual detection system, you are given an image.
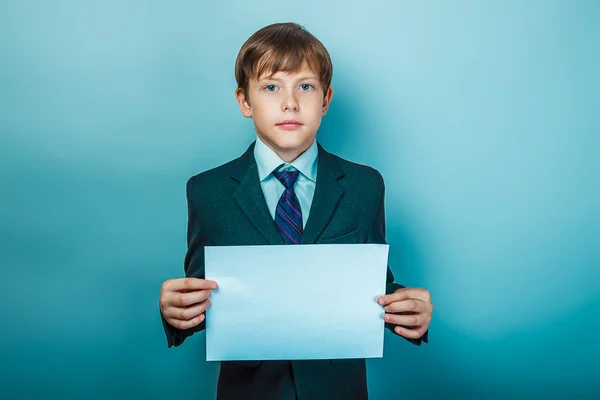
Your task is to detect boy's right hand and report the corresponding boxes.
[160,278,218,330]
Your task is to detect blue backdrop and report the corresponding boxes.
[1,1,598,398]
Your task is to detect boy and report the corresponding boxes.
[159,22,433,400]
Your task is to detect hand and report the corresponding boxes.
[377,288,433,340]
[160,278,218,330]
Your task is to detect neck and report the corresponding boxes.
[277,149,305,163]
[257,135,314,163]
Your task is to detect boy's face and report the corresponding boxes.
[235,62,333,162]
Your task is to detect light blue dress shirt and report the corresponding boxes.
[254,136,318,229]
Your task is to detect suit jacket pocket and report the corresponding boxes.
[320,228,360,244]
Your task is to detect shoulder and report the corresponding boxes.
[323,149,385,190]
[186,157,238,196]
[186,143,254,197]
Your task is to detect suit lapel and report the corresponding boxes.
[232,143,284,245]
[301,143,345,244]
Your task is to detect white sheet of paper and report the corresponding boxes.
[204,244,389,361]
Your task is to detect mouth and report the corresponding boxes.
[276,120,303,130]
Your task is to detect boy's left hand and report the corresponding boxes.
[377,288,433,339]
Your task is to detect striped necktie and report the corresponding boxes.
[273,166,303,245]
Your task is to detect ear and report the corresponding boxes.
[235,88,252,118]
[321,86,334,116]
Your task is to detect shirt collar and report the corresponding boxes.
[254,136,318,183]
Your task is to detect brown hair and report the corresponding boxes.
[235,22,333,102]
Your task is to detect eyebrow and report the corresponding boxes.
[258,75,319,83]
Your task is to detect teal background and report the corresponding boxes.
[1,0,598,398]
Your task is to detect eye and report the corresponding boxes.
[264,84,278,92]
[300,84,314,91]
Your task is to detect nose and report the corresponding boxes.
[281,90,299,112]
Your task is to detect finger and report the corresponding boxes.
[378,288,430,306]
[384,312,428,327]
[167,313,206,330]
[163,278,218,293]
[163,298,211,321]
[169,289,212,307]
[177,299,211,321]
[384,299,432,314]
[377,290,410,306]
[393,325,427,339]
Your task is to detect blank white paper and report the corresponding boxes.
[204,244,389,361]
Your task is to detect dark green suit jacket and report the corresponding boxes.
[161,142,427,399]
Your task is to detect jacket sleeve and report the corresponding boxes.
[366,173,429,346]
[161,178,208,348]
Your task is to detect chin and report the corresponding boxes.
[279,141,311,153]
[271,135,314,151]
